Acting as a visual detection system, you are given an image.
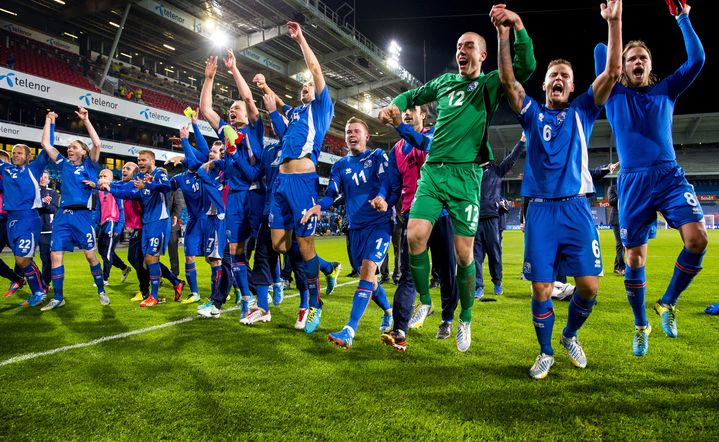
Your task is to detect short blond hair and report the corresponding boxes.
[346,117,369,132]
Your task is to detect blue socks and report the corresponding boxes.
[299,289,309,309]
[661,248,704,306]
[148,262,161,300]
[347,280,374,333]
[51,266,64,301]
[318,256,333,275]
[23,263,45,295]
[563,293,596,338]
[532,298,555,356]
[305,255,321,308]
[625,266,648,327]
[372,283,391,312]
[273,258,281,284]
[256,285,269,311]
[232,253,250,297]
[185,262,198,294]
[160,262,181,286]
[90,263,105,293]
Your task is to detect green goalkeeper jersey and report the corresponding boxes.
[392,29,535,164]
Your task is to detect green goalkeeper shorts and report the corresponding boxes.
[408,162,483,237]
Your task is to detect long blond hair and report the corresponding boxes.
[621,40,659,87]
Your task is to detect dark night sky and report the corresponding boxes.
[323,1,717,116]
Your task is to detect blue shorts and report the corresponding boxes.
[51,209,97,252]
[618,162,704,247]
[348,222,392,271]
[142,219,170,257]
[204,215,226,259]
[268,172,319,237]
[248,189,265,237]
[523,196,602,282]
[225,190,255,244]
[184,216,206,257]
[6,210,41,258]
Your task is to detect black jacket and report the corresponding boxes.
[607,184,619,226]
[38,186,59,233]
[480,141,525,220]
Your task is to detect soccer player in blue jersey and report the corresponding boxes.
[100,150,173,307]
[38,109,110,310]
[0,144,49,306]
[166,110,211,305]
[200,49,264,316]
[378,105,460,351]
[265,22,335,334]
[0,150,27,297]
[493,0,622,379]
[233,93,289,325]
[253,73,343,299]
[179,125,235,319]
[302,117,394,348]
[594,2,707,355]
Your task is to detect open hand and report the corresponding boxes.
[224,48,237,70]
[204,56,218,79]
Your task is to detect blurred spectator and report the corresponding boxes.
[7,52,16,69]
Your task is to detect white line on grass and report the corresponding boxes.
[0,279,359,368]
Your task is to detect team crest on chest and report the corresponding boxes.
[467,81,478,92]
[557,111,567,124]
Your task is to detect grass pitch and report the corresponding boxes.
[0,230,718,440]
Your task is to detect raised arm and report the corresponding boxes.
[189,109,210,162]
[41,112,61,162]
[224,49,260,124]
[287,21,325,94]
[493,18,525,114]
[496,134,526,177]
[253,73,287,110]
[591,0,622,106]
[666,5,705,99]
[76,107,102,163]
[397,124,433,154]
[263,93,288,139]
[379,148,403,210]
[200,56,221,130]
[180,126,202,171]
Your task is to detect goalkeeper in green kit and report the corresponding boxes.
[377,5,535,352]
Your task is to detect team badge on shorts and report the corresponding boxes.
[523,262,532,274]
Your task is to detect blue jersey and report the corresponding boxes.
[517,90,601,198]
[279,86,334,165]
[233,142,282,216]
[217,117,264,191]
[320,148,391,229]
[196,161,226,217]
[171,171,204,220]
[110,167,170,224]
[0,151,49,211]
[594,15,704,169]
[54,154,97,209]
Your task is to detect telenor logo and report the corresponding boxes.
[155,3,164,16]
[0,72,16,87]
[79,93,92,106]
[139,108,171,122]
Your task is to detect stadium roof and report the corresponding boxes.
[4,0,423,141]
